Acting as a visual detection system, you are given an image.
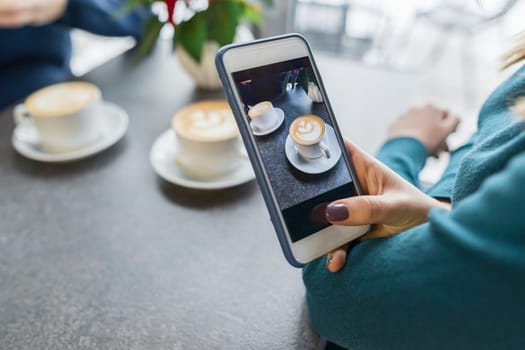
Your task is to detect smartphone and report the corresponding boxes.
[216,34,369,267]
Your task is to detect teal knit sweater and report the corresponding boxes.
[303,64,525,349]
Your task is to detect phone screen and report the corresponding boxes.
[232,57,357,243]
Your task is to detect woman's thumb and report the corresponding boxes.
[325,195,389,226]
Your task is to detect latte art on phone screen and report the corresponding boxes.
[248,101,272,118]
[290,115,326,145]
[173,101,238,142]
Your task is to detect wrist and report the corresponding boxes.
[377,137,428,170]
[411,190,451,225]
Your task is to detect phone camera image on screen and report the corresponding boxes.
[232,57,357,242]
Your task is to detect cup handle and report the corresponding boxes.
[13,104,39,144]
[320,140,331,159]
[14,104,30,125]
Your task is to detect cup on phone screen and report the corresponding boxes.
[289,114,330,160]
[248,101,279,131]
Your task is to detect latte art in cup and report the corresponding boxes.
[248,101,272,119]
[172,101,241,180]
[248,101,279,131]
[14,82,104,153]
[173,101,238,142]
[26,82,101,118]
[289,115,326,145]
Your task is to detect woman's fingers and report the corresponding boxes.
[325,195,390,226]
[359,226,398,240]
[326,244,349,272]
[385,104,462,156]
[344,139,373,162]
[446,114,461,133]
[0,9,32,27]
[323,134,452,273]
[0,0,66,27]
[0,0,35,27]
[322,140,375,272]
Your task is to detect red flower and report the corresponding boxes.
[165,0,177,26]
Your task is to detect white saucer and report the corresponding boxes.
[285,124,342,175]
[150,129,255,190]
[250,108,285,136]
[12,102,129,162]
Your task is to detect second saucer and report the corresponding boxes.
[12,101,129,162]
[150,129,255,190]
[250,107,285,136]
[285,124,342,175]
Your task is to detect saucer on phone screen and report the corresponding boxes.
[150,129,255,190]
[285,124,341,175]
[12,101,129,162]
[250,108,285,136]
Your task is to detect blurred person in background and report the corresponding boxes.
[0,0,149,109]
[303,32,525,349]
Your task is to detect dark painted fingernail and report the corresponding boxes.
[326,204,349,221]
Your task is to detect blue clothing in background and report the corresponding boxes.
[0,0,149,109]
[304,64,525,349]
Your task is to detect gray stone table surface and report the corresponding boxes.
[0,42,417,350]
[0,45,319,350]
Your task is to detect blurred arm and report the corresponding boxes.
[61,0,151,39]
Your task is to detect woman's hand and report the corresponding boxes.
[324,140,450,272]
[0,0,67,28]
[387,104,460,156]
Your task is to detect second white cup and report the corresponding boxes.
[13,82,103,153]
[172,101,242,180]
[248,101,279,131]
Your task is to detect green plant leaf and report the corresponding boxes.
[297,67,313,92]
[207,1,242,47]
[176,11,207,63]
[114,0,151,18]
[136,15,164,61]
[240,3,262,24]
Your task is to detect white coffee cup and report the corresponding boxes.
[289,114,331,159]
[248,101,279,131]
[172,100,242,180]
[14,82,103,153]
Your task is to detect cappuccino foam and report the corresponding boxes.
[290,115,326,145]
[173,101,238,142]
[26,82,101,118]
[248,101,272,119]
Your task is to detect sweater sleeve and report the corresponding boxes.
[425,139,476,199]
[375,137,428,188]
[60,0,150,39]
[303,152,525,349]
